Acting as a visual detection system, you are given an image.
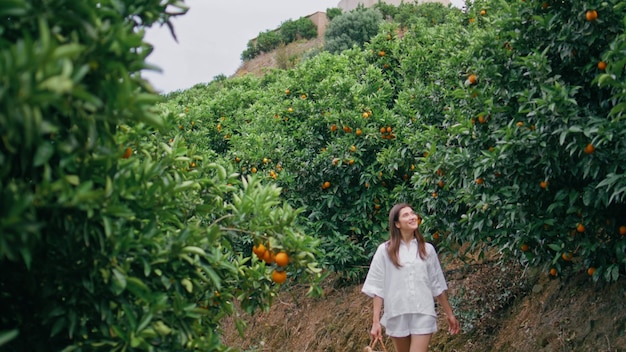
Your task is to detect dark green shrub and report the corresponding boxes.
[256,29,281,53]
[280,17,317,43]
[326,7,343,21]
[0,1,322,351]
[324,7,383,54]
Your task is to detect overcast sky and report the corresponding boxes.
[143,0,464,94]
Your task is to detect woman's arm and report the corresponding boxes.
[435,290,460,334]
[370,295,383,339]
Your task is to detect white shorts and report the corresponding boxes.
[382,313,437,337]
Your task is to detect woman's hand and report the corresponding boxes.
[446,314,460,334]
[370,321,382,340]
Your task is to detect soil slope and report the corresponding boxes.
[221,257,626,351]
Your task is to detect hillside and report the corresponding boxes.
[221,256,626,351]
[233,38,325,78]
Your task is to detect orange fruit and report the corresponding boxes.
[480,9,486,16]
[262,250,275,264]
[561,252,573,261]
[521,244,529,252]
[380,127,387,134]
[349,145,357,153]
[254,244,267,258]
[271,269,287,284]
[478,115,486,124]
[587,267,596,276]
[301,94,307,99]
[190,162,196,168]
[585,9,598,21]
[433,232,440,240]
[378,50,386,57]
[275,252,289,267]
[597,61,607,71]
[432,192,438,198]
[576,223,586,233]
[583,143,595,154]
[122,147,132,159]
[540,181,548,189]
[251,167,257,173]
[285,89,290,95]
[550,268,558,276]
[438,180,444,188]
[516,121,524,127]
[322,181,331,189]
[476,178,484,185]
[468,74,477,85]
[330,124,338,132]
[619,225,626,235]
[355,128,363,136]
[386,126,392,133]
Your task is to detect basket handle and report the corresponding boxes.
[370,336,388,352]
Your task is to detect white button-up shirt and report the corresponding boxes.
[361,239,448,325]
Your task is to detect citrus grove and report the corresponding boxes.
[1,0,626,351]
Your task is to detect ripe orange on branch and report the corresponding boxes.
[275,252,289,267]
[271,269,287,284]
[122,147,132,159]
[561,252,573,261]
[597,61,607,71]
[585,9,598,21]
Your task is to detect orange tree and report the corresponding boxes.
[155,0,625,288]
[411,0,626,282]
[154,5,466,283]
[0,1,321,351]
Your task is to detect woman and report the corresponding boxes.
[362,203,460,352]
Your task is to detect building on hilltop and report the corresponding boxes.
[337,0,450,12]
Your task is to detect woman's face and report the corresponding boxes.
[395,206,418,233]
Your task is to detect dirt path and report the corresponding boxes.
[221,258,626,351]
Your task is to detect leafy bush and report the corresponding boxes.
[324,7,383,54]
[280,17,318,43]
[326,7,343,21]
[256,29,282,53]
[0,1,321,351]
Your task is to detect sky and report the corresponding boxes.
[143,0,464,94]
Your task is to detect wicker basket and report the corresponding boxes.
[363,337,388,352]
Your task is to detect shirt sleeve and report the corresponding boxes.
[426,243,448,297]
[361,244,386,298]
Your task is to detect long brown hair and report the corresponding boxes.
[387,203,428,268]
